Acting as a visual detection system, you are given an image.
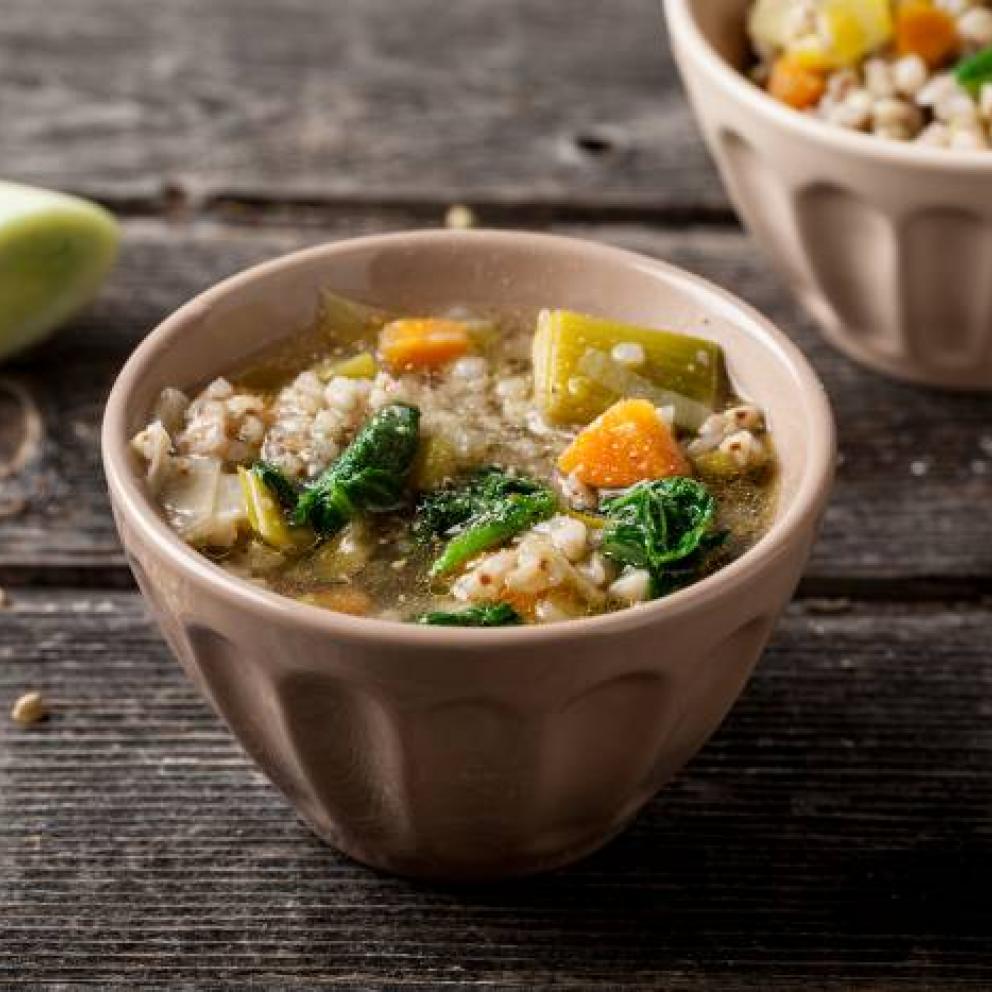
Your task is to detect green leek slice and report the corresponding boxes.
[0,181,119,362]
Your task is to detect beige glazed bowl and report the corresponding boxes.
[666,0,992,390]
[102,230,835,881]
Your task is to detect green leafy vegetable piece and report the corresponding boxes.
[417,603,523,627]
[600,477,724,597]
[415,467,558,576]
[955,46,992,96]
[414,468,545,538]
[293,404,420,537]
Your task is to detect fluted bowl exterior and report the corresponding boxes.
[666,0,992,390]
[103,230,834,880]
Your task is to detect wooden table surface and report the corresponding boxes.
[2,1,991,988]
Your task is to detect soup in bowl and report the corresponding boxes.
[130,294,779,626]
[103,230,834,879]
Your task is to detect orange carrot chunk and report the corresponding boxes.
[896,3,959,68]
[379,318,471,372]
[768,55,827,110]
[557,398,690,489]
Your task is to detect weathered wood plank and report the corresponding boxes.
[0,0,726,211]
[2,214,991,588]
[1,590,990,989]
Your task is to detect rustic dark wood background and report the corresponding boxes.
[2,1,991,988]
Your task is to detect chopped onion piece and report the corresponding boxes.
[576,349,713,432]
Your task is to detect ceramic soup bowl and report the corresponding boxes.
[102,230,834,880]
[666,0,992,390]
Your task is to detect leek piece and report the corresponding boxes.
[238,466,311,551]
[0,181,119,362]
[576,349,714,432]
[411,435,460,491]
[316,291,390,345]
[692,448,770,483]
[532,309,723,426]
[318,351,377,381]
[565,509,606,530]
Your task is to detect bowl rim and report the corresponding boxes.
[664,0,992,172]
[102,228,835,648]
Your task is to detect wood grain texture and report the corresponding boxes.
[2,590,990,990]
[2,214,991,590]
[2,1,991,985]
[0,0,726,212]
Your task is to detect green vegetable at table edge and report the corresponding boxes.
[417,603,523,627]
[0,180,120,363]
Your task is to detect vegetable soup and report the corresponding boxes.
[131,295,778,626]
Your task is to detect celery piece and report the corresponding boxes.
[692,448,770,483]
[238,466,311,551]
[316,291,390,345]
[532,309,724,426]
[0,181,119,363]
[318,351,377,381]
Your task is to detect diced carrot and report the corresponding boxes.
[497,590,540,622]
[557,398,690,488]
[768,54,828,110]
[303,586,373,616]
[895,3,958,68]
[379,318,471,372]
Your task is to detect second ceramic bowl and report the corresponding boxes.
[103,230,834,880]
[666,0,992,390]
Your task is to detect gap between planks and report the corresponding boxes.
[59,183,744,231]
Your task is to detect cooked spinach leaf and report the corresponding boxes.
[292,404,420,537]
[414,467,558,576]
[601,477,724,597]
[417,602,523,627]
[956,46,992,96]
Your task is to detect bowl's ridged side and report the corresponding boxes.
[147,603,781,879]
